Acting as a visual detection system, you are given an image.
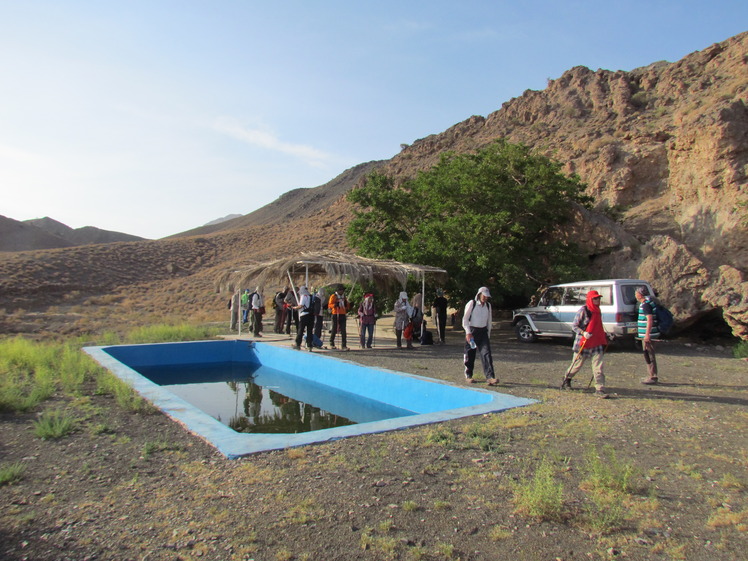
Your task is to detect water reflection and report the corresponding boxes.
[138,362,410,434]
[227,376,355,434]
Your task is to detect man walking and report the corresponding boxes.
[328,285,349,350]
[560,290,609,398]
[292,286,314,351]
[462,286,498,386]
[636,287,660,385]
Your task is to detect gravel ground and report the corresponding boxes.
[1,322,747,561]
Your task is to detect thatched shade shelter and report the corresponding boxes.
[216,251,448,298]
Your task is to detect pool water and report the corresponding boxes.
[134,362,414,433]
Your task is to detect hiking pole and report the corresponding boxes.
[567,337,586,377]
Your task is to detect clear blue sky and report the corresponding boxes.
[1,1,745,239]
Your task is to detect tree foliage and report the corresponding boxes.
[346,140,592,304]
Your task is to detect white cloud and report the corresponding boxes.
[211,118,333,169]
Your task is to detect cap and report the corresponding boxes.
[478,287,491,298]
[588,290,602,299]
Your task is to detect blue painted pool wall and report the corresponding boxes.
[85,340,537,458]
[100,340,492,414]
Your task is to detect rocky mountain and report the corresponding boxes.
[0,31,745,340]
[0,216,145,252]
[377,31,748,338]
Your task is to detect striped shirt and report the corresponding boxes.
[637,298,660,339]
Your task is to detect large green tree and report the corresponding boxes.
[346,140,592,304]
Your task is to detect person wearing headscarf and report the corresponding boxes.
[251,287,264,338]
[274,287,288,333]
[462,286,497,385]
[313,287,326,344]
[283,289,298,336]
[357,293,377,348]
[229,288,241,331]
[293,286,314,351]
[560,290,609,398]
[394,291,414,349]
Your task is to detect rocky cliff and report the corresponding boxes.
[382,32,748,338]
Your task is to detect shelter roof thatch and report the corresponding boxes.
[216,251,447,294]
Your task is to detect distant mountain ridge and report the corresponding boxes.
[0,216,145,252]
[167,160,385,238]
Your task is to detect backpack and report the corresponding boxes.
[304,294,317,315]
[653,299,674,335]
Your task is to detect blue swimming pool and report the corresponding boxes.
[84,340,536,458]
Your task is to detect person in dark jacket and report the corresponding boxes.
[292,286,314,351]
[432,288,448,344]
[357,293,377,348]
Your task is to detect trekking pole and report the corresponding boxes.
[566,337,586,378]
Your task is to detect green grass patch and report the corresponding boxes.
[33,409,76,440]
[582,445,639,494]
[424,426,455,447]
[512,456,564,521]
[123,323,223,344]
[733,340,748,359]
[0,462,26,485]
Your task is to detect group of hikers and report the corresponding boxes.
[229,283,663,398]
[229,284,450,351]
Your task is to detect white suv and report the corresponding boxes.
[512,279,654,343]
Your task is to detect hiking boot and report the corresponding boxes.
[594,389,609,399]
[641,377,658,385]
[465,377,476,384]
[560,377,573,390]
[487,378,499,386]
[341,346,350,351]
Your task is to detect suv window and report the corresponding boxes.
[539,287,564,306]
[620,285,638,305]
[564,285,613,306]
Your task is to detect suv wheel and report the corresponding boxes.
[515,318,537,343]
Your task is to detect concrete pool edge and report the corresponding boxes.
[83,340,537,459]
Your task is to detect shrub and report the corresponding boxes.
[582,445,638,494]
[733,340,748,359]
[512,457,564,521]
[0,462,26,486]
[34,409,76,440]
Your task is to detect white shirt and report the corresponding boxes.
[463,299,492,336]
[299,293,311,316]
